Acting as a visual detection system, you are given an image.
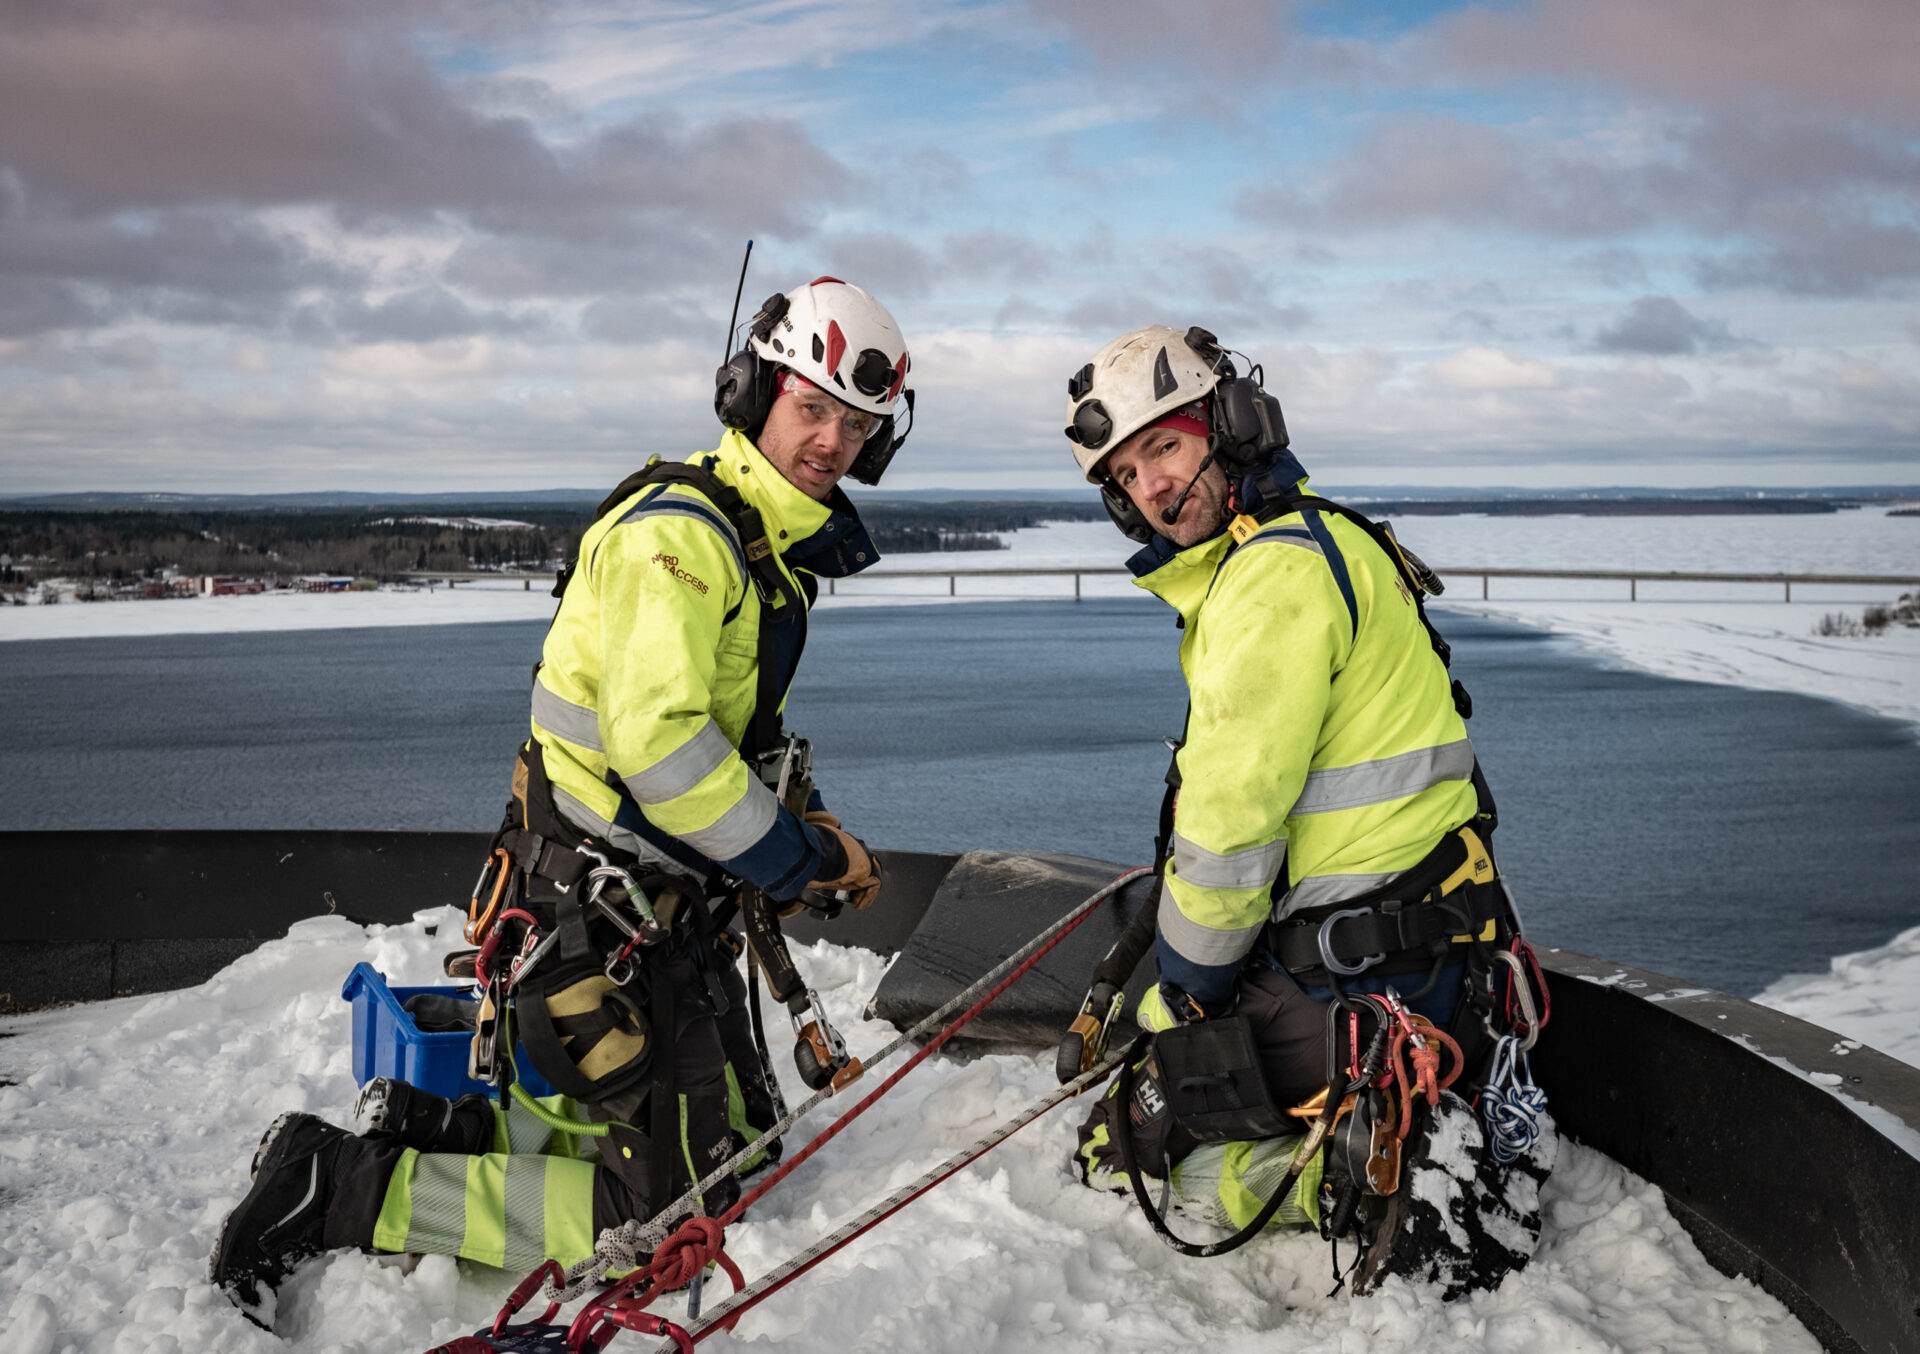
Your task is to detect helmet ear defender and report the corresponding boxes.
[713,290,913,486]
[1094,326,1290,543]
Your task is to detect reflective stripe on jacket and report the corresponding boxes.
[529,430,877,896]
[1131,490,1478,1002]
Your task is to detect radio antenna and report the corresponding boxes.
[724,239,754,363]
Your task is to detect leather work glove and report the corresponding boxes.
[804,809,884,910]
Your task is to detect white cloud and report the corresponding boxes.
[1426,346,1560,391]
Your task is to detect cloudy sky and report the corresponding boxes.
[2,0,1917,494]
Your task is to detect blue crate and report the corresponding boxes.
[340,962,554,1101]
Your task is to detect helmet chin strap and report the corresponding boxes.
[1159,450,1218,526]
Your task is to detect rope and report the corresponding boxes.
[534,866,1151,1304]
[1388,1016,1464,1140]
[1479,1034,1548,1164]
[656,1048,1129,1350]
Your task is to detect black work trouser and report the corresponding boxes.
[1080,959,1466,1179]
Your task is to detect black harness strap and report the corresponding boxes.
[1242,475,1472,720]
[647,944,681,1214]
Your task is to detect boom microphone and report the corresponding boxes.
[1160,451,1216,525]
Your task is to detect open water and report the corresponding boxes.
[6,600,1918,996]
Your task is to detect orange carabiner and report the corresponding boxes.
[465,846,513,944]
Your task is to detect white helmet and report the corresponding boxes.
[751,277,910,416]
[1064,325,1222,482]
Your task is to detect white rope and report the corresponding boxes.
[1479,1034,1547,1164]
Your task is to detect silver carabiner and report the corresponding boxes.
[1492,949,1542,1052]
[1317,906,1385,977]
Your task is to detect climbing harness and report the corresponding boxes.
[469,866,1154,1335]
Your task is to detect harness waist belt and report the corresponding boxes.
[1269,886,1503,975]
[502,827,593,889]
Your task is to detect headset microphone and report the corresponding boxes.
[1160,450,1217,525]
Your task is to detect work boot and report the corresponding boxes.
[209,1113,354,1325]
[353,1077,495,1155]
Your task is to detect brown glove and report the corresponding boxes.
[805,809,883,910]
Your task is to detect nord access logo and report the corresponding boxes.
[651,552,709,595]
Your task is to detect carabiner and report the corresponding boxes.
[1317,907,1386,977]
[1492,949,1542,1052]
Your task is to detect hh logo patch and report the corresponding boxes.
[1129,1074,1166,1128]
[651,552,709,595]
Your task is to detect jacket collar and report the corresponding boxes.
[1126,456,1318,621]
[1128,529,1233,623]
[704,429,879,580]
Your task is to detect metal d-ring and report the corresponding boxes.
[1317,907,1385,977]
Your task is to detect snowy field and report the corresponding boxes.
[0,911,1838,1354]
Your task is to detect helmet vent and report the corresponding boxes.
[1152,347,1177,401]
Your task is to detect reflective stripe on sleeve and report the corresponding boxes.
[621,721,735,805]
[1274,870,1400,919]
[614,494,749,591]
[530,678,603,753]
[676,777,780,861]
[1242,526,1323,555]
[1172,830,1286,891]
[1158,897,1267,968]
[1290,739,1475,816]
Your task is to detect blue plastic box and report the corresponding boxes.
[341,961,555,1101]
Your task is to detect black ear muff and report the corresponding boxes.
[1208,369,1289,473]
[847,388,913,485]
[713,293,791,435]
[1100,477,1156,544]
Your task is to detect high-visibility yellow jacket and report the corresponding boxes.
[1132,485,1479,1010]
[527,430,878,897]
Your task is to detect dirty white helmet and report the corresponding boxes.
[1064,325,1223,482]
[751,277,910,416]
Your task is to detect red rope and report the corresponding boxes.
[718,867,1136,1229]
[567,867,1140,1349]
[569,1217,743,1351]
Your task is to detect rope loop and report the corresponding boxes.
[568,1216,745,1352]
[1479,1033,1548,1164]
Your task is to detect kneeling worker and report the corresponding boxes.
[211,277,914,1319]
[1059,325,1540,1283]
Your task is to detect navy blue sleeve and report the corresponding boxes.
[715,808,825,901]
[1153,926,1243,1008]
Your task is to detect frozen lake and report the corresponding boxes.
[5,600,1917,998]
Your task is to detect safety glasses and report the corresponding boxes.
[781,372,881,442]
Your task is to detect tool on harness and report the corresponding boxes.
[467,846,514,945]
[529,868,1152,1314]
[1056,831,1163,1084]
[1056,980,1128,1085]
[738,882,860,1092]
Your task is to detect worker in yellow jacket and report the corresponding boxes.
[1061,326,1521,1251]
[211,278,912,1321]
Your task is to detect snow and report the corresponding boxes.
[0,911,1827,1353]
[1756,924,1920,1068]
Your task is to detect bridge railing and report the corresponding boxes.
[408,566,1920,603]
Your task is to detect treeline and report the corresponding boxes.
[1,499,1107,582]
[0,510,565,583]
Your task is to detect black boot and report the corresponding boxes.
[353,1077,495,1155]
[209,1113,353,1325]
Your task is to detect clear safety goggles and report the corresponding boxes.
[780,371,882,442]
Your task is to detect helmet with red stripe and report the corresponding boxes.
[751,277,910,417]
